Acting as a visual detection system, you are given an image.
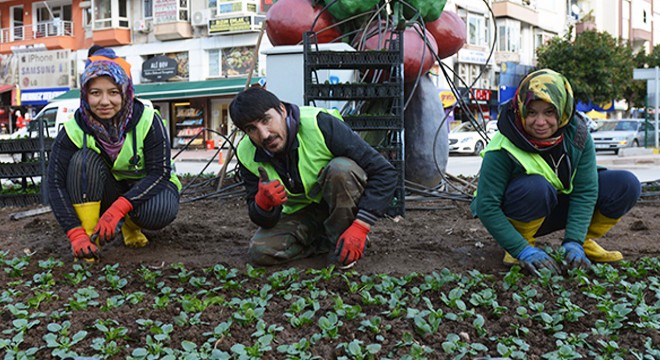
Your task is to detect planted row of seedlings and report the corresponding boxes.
[1,249,659,359]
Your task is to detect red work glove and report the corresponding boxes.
[93,196,133,244]
[67,227,99,259]
[255,166,287,211]
[334,220,370,266]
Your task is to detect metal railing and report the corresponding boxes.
[0,20,74,43]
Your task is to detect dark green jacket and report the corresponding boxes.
[471,107,597,257]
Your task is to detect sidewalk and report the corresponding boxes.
[172,148,231,163]
[596,148,660,167]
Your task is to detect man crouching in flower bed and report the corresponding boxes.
[229,87,397,269]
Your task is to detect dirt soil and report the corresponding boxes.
[1,176,659,358]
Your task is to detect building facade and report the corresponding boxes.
[0,0,273,146]
[2,0,660,138]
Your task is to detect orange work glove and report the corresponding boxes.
[334,220,370,266]
[67,227,99,259]
[93,197,133,244]
[255,166,287,211]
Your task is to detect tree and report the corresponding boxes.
[623,47,648,110]
[536,30,633,106]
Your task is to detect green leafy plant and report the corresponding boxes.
[43,320,88,358]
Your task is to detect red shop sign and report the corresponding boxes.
[469,89,491,101]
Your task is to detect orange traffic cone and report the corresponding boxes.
[218,151,224,165]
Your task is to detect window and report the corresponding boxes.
[143,0,153,18]
[208,49,220,77]
[179,0,189,21]
[10,6,24,41]
[221,46,256,77]
[497,20,520,52]
[467,14,487,46]
[33,3,72,37]
[153,0,188,23]
[82,7,92,28]
[93,0,129,29]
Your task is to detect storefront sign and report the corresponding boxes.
[261,0,274,12]
[0,54,18,85]
[438,90,457,108]
[469,89,491,102]
[457,49,491,65]
[222,46,256,77]
[18,50,70,89]
[142,56,178,81]
[153,0,178,24]
[209,15,263,35]
[218,0,257,15]
[20,87,69,105]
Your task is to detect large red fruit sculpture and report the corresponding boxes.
[364,24,438,82]
[265,0,342,46]
[425,10,466,59]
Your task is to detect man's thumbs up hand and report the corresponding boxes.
[255,166,287,211]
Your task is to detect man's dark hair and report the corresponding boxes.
[229,87,283,130]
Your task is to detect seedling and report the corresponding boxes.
[332,295,363,321]
[170,262,194,283]
[38,258,64,270]
[276,337,318,359]
[136,266,162,289]
[318,312,343,339]
[336,339,381,359]
[43,320,88,358]
[541,344,582,359]
[496,335,530,359]
[64,263,92,286]
[3,256,29,277]
[66,286,100,311]
[0,332,42,359]
[251,319,283,339]
[230,334,273,359]
[441,333,488,357]
[440,287,467,311]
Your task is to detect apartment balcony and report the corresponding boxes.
[494,51,521,65]
[153,22,193,41]
[492,0,539,27]
[631,27,652,43]
[0,21,75,54]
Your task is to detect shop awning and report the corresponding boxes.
[0,85,14,94]
[51,77,263,102]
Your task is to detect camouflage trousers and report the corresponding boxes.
[248,157,367,266]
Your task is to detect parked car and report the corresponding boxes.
[591,119,657,154]
[9,99,79,140]
[448,121,493,155]
[575,111,599,132]
[10,98,153,140]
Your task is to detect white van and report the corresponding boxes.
[11,98,153,139]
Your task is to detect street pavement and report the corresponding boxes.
[173,147,660,183]
[1,146,655,185]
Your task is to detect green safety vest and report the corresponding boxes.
[237,106,342,214]
[64,106,182,191]
[483,132,573,194]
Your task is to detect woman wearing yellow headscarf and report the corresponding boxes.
[472,69,641,276]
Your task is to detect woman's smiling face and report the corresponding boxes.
[87,76,122,120]
[524,100,559,140]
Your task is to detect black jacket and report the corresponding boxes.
[47,100,174,233]
[238,103,397,228]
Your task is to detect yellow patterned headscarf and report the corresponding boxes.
[515,69,574,129]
